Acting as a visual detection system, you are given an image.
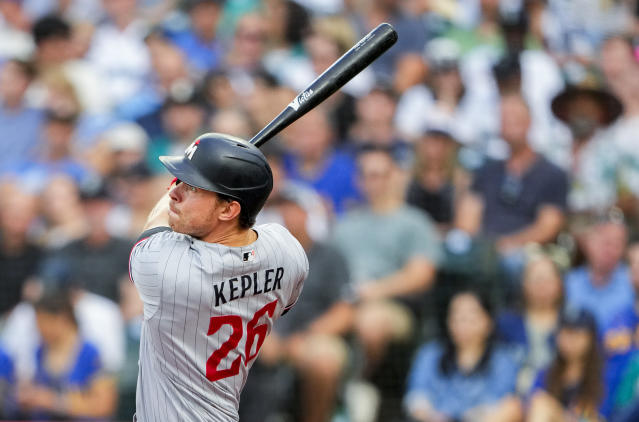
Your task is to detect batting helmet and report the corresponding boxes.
[159,133,273,225]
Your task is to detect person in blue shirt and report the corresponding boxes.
[404,289,522,422]
[283,107,361,215]
[528,307,606,422]
[496,250,563,395]
[0,59,44,174]
[15,289,116,420]
[565,215,634,332]
[165,0,224,77]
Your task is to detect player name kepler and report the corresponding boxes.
[213,267,284,307]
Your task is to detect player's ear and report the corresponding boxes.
[218,200,242,223]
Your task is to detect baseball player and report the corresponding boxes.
[129,133,308,421]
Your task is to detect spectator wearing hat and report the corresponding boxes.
[165,0,224,78]
[455,93,568,287]
[0,59,43,174]
[528,307,607,422]
[549,78,628,214]
[242,186,353,422]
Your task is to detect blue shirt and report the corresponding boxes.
[34,340,102,391]
[166,30,223,75]
[283,150,361,214]
[404,342,519,419]
[30,340,103,420]
[565,265,634,332]
[0,346,12,383]
[0,104,44,174]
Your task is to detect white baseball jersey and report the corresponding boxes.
[129,223,308,421]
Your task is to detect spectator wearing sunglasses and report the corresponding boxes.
[454,93,568,289]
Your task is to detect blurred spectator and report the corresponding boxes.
[147,86,207,173]
[87,0,151,112]
[332,146,441,418]
[395,37,488,145]
[9,108,91,190]
[37,175,87,249]
[166,0,224,78]
[604,241,639,365]
[30,14,111,115]
[455,93,567,285]
[565,214,633,332]
[406,127,465,231]
[224,12,269,92]
[89,121,149,178]
[282,107,360,214]
[2,273,125,384]
[124,31,192,123]
[16,289,117,420]
[243,187,353,422]
[0,59,43,173]
[349,0,428,88]
[108,161,163,239]
[528,307,606,422]
[404,289,521,422]
[0,185,41,316]
[0,344,14,418]
[550,81,627,214]
[258,142,331,242]
[600,36,639,222]
[349,85,411,166]
[497,249,564,394]
[209,107,254,140]
[43,179,131,301]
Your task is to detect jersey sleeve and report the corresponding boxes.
[129,227,173,319]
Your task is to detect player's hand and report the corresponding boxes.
[355,282,384,302]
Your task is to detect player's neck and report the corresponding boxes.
[201,225,258,247]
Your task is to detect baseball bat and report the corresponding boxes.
[249,23,398,148]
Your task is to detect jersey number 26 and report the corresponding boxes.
[205,299,277,382]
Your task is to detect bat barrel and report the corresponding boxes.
[249,23,398,147]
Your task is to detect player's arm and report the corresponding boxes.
[143,190,171,232]
[496,205,564,253]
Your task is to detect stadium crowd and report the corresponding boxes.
[1,0,639,421]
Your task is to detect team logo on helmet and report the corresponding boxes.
[185,139,200,160]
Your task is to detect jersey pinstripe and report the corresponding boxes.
[129,223,308,421]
